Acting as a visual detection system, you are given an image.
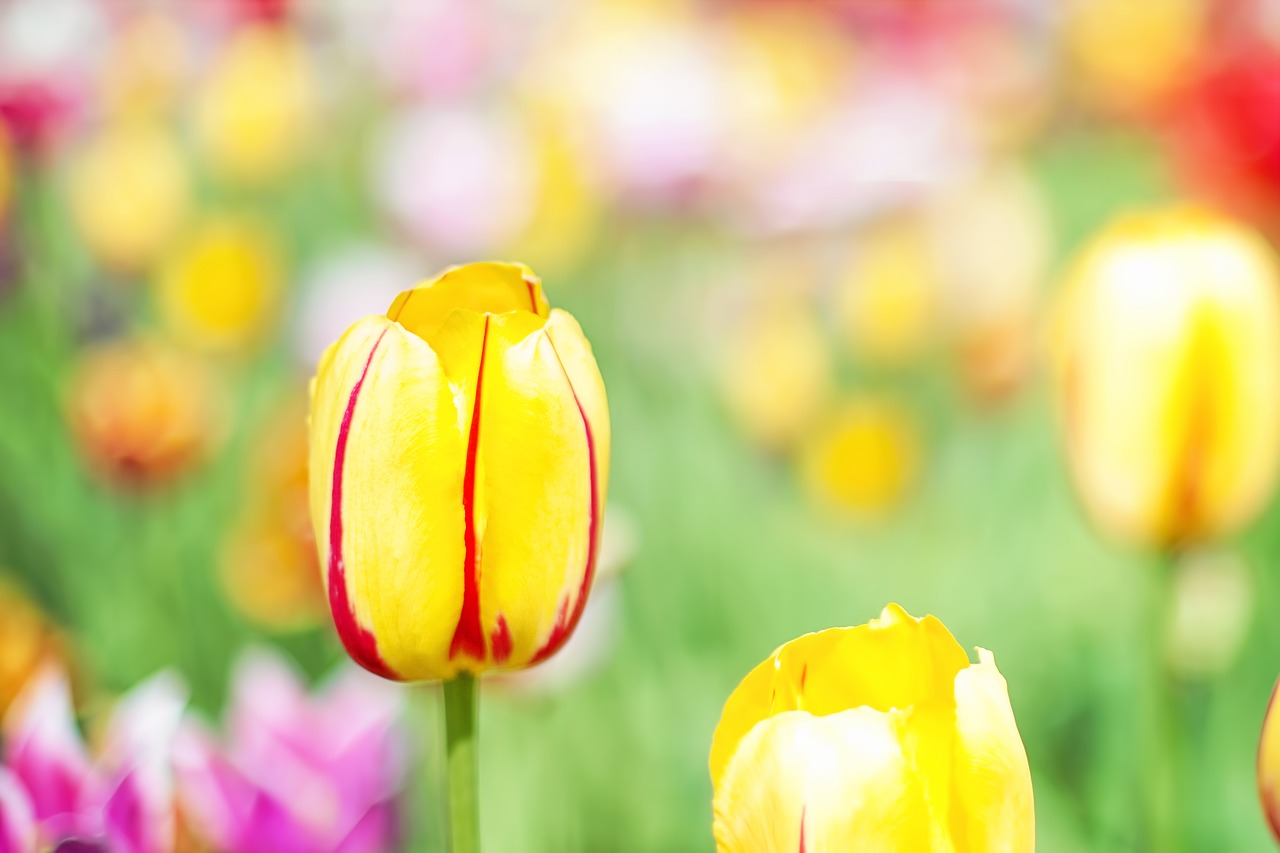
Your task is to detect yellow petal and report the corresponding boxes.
[713,709,931,853]
[710,606,969,792]
[949,649,1035,852]
[309,315,466,680]
[388,261,550,348]
[1258,677,1280,843]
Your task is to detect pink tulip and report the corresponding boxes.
[2,667,186,853]
[175,648,406,853]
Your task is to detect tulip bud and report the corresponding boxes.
[1054,208,1280,547]
[1261,677,1280,842]
[309,262,610,681]
[710,604,1034,851]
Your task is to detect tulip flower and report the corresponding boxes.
[3,666,186,853]
[1261,677,1280,843]
[800,396,920,520]
[221,395,325,631]
[154,215,283,353]
[0,767,35,853]
[310,261,608,853]
[175,648,405,853]
[309,261,609,681]
[1053,208,1280,547]
[710,604,1034,851]
[67,119,189,274]
[0,581,66,718]
[195,25,313,185]
[66,338,223,487]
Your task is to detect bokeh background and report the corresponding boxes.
[1,0,1279,849]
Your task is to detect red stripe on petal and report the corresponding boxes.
[490,614,513,664]
[329,329,398,680]
[450,316,490,662]
[530,337,601,665]
[798,807,806,853]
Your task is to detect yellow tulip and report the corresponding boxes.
[1064,0,1205,114]
[196,25,313,185]
[154,215,283,353]
[1054,208,1280,547]
[68,119,189,273]
[0,581,65,717]
[308,262,610,681]
[800,397,919,519]
[1260,677,1280,843]
[710,604,1034,852]
[838,217,939,366]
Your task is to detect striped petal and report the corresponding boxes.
[387,261,549,347]
[309,315,466,681]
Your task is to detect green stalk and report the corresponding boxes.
[1143,551,1178,852]
[444,674,480,853]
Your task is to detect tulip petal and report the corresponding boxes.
[949,649,1035,852]
[712,709,931,853]
[0,768,36,853]
[2,667,95,825]
[450,309,604,669]
[388,261,549,347]
[1260,678,1280,843]
[310,315,467,680]
[710,607,969,791]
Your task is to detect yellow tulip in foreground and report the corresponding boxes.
[710,604,1034,852]
[308,262,610,681]
[1054,208,1280,547]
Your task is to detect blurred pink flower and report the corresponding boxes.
[0,767,35,853]
[1,667,187,853]
[174,649,406,853]
[0,0,106,152]
[371,105,535,258]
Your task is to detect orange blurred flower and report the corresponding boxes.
[220,394,325,631]
[66,338,223,487]
[0,581,65,718]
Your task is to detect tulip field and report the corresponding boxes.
[3,2,1280,852]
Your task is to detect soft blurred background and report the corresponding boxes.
[2,0,1280,849]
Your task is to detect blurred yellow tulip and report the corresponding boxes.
[800,397,919,519]
[309,262,610,681]
[1064,0,1205,114]
[720,297,833,452]
[711,604,1034,852]
[1261,677,1280,843]
[196,25,313,185]
[838,217,938,366]
[68,119,189,274]
[101,13,187,117]
[66,339,222,487]
[501,110,602,276]
[155,215,283,353]
[1054,208,1280,547]
[221,395,325,631]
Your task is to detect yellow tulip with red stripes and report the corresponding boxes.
[308,262,609,681]
[710,604,1034,852]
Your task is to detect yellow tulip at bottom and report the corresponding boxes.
[710,605,1034,852]
[308,262,610,681]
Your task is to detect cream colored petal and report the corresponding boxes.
[949,649,1035,852]
[713,709,932,853]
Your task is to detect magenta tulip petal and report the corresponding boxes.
[0,769,35,853]
[3,668,95,824]
[333,801,399,853]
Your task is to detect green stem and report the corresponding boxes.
[444,674,480,853]
[1143,551,1178,852]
